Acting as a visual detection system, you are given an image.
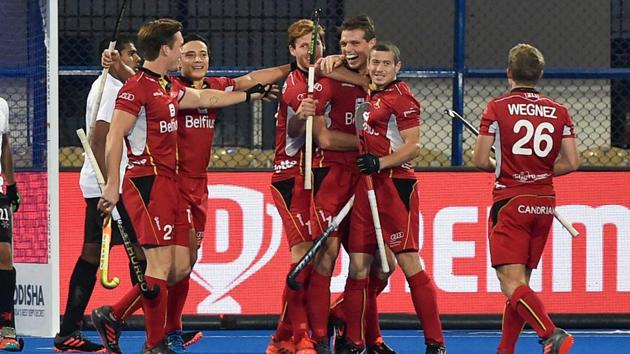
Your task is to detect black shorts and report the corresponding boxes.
[0,194,12,243]
[84,197,138,245]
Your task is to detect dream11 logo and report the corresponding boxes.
[191,184,283,313]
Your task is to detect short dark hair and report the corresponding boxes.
[370,42,400,64]
[98,34,134,59]
[183,34,209,47]
[137,18,183,61]
[339,15,376,41]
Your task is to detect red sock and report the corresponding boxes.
[165,275,190,334]
[141,276,168,349]
[407,271,444,346]
[112,284,142,321]
[287,264,312,341]
[330,293,345,323]
[343,277,368,347]
[510,285,555,339]
[497,300,525,354]
[274,285,293,341]
[365,274,387,345]
[306,270,331,340]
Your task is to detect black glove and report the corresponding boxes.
[245,83,272,102]
[356,153,380,175]
[6,183,20,212]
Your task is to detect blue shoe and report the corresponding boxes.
[166,331,186,354]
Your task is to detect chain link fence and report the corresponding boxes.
[58,0,630,170]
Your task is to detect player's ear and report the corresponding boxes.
[506,68,512,79]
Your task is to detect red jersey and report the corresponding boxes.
[479,87,575,201]
[313,77,366,167]
[362,80,420,178]
[174,76,236,177]
[272,69,309,182]
[115,68,185,178]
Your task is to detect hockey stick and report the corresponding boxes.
[287,195,355,290]
[355,102,390,273]
[77,129,159,298]
[89,0,128,132]
[100,215,120,289]
[445,109,580,237]
[304,8,322,190]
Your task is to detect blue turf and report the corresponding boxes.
[17,329,628,353]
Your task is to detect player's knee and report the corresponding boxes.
[80,243,101,265]
[0,242,12,267]
[348,260,370,279]
[498,278,526,298]
[315,247,340,276]
[395,251,423,277]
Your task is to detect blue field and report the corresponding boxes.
[19,329,629,353]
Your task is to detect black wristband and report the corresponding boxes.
[244,91,251,103]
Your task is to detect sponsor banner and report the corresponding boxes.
[59,171,630,315]
[14,263,55,337]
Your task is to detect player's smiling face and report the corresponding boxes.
[340,29,374,72]
[180,40,209,81]
[368,49,400,88]
[289,33,324,71]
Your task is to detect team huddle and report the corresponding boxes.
[0,11,580,354]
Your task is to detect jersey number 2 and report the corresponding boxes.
[512,120,554,157]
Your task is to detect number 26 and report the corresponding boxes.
[512,120,554,157]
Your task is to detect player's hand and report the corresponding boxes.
[245,83,279,102]
[357,153,381,174]
[101,49,120,69]
[97,185,119,215]
[296,98,318,121]
[317,55,345,74]
[5,184,20,213]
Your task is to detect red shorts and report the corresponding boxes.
[348,175,419,255]
[310,165,359,241]
[122,174,178,247]
[488,195,555,269]
[175,175,208,248]
[270,175,311,248]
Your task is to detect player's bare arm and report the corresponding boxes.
[312,115,358,151]
[98,109,135,214]
[378,126,421,169]
[553,137,580,176]
[317,54,345,74]
[233,64,292,91]
[179,84,277,110]
[473,134,496,172]
[321,66,370,91]
[1,134,15,186]
[89,121,111,180]
[287,97,317,137]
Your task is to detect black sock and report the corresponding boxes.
[59,258,97,336]
[0,267,16,328]
[129,259,147,286]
